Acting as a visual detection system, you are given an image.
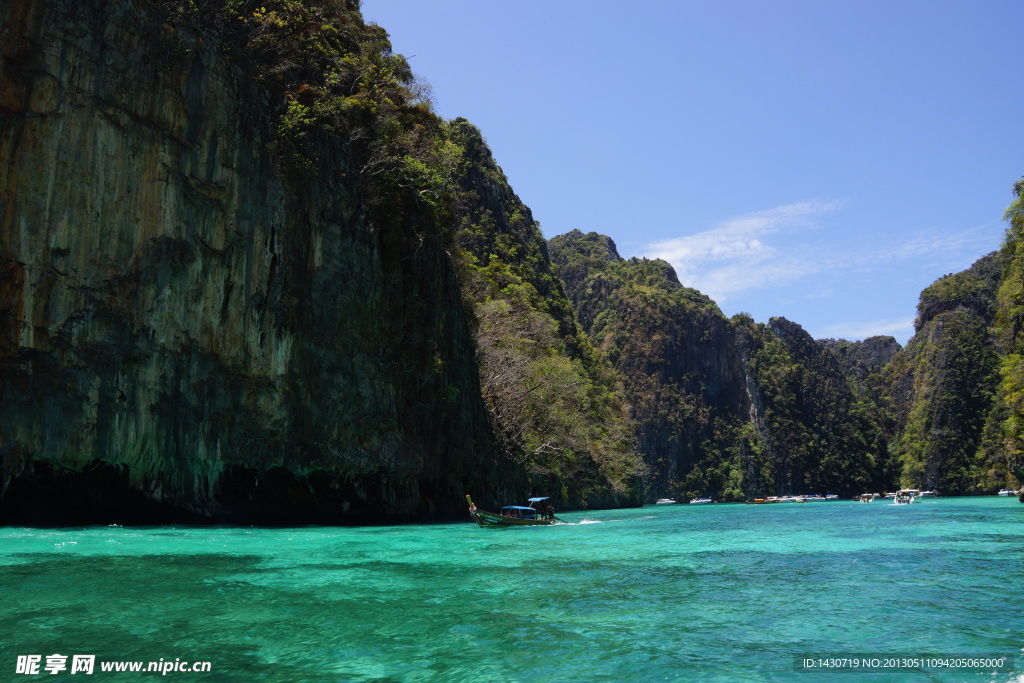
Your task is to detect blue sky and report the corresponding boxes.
[361,0,1023,345]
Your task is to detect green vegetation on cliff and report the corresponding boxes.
[0,0,643,523]
[995,179,1024,483]
[883,253,1005,493]
[882,178,1024,495]
[443,129,644,509]
[549,230,742,501]
[2,0,511,523]
[549,231,889,501]
[550,210,1024,501]
[746,317,892,497]
[149,0,450,211]
[814,250,1020,497]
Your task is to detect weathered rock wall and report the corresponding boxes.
[550,231,892,500]
[0,0,502,523]
[884,252,1006,493]
[549,230,747,500]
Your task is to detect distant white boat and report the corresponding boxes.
[918,491,936,498]
[858,493,873,503]
[780,496,807,503]
[689,498,713,505]
[893,489,917,505]
[825,494,840,500]
[655,498,676,505]
[998,489,1017,496]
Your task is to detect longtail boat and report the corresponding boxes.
[465,495,558,527]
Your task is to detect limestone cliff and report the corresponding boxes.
[0,0,509,523]
[446,132,645,509]
[550,228,1015,499]
[884,252,1007,493]
[818,336,901,396]
[550,230,890,500]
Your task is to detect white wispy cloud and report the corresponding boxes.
[875,226,996,264]
[816,316,917,341]
[644,200,844,302]
[643,202,996,304]
[804,287,836,300]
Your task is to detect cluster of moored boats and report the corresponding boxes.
[643,487,1022,508]
[655,497,715,505]
[747,494,841,504]
[665,490,952,505]
[660,488,1022,506]
[855,489,936,504]
[468,486,1024,527]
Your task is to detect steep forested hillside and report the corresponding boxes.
[443,123,644,509]
[549,230,744,500]
[884,253,1006,493]
[819,336,901,397]
[549,230,890,501]
[549,224,1024,501]
[995,180,1024,485]
[743,317,894,497]
[549,223,1024,500]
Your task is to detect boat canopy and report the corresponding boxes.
[527,497,549,502]
[502,505,538,511]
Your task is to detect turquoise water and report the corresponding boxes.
[3,497,1024,681]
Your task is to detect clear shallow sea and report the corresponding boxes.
[2,497,1024,682]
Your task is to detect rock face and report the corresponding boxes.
[0,0,505,523]
[884,252,1007,493]
[818,336,901,395]
[551,230,1018,499]
[550,230,890,501]
[446,130,645,509]
[748,316,892,497]
[995,182,1024,485]
[549,230,745,498]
